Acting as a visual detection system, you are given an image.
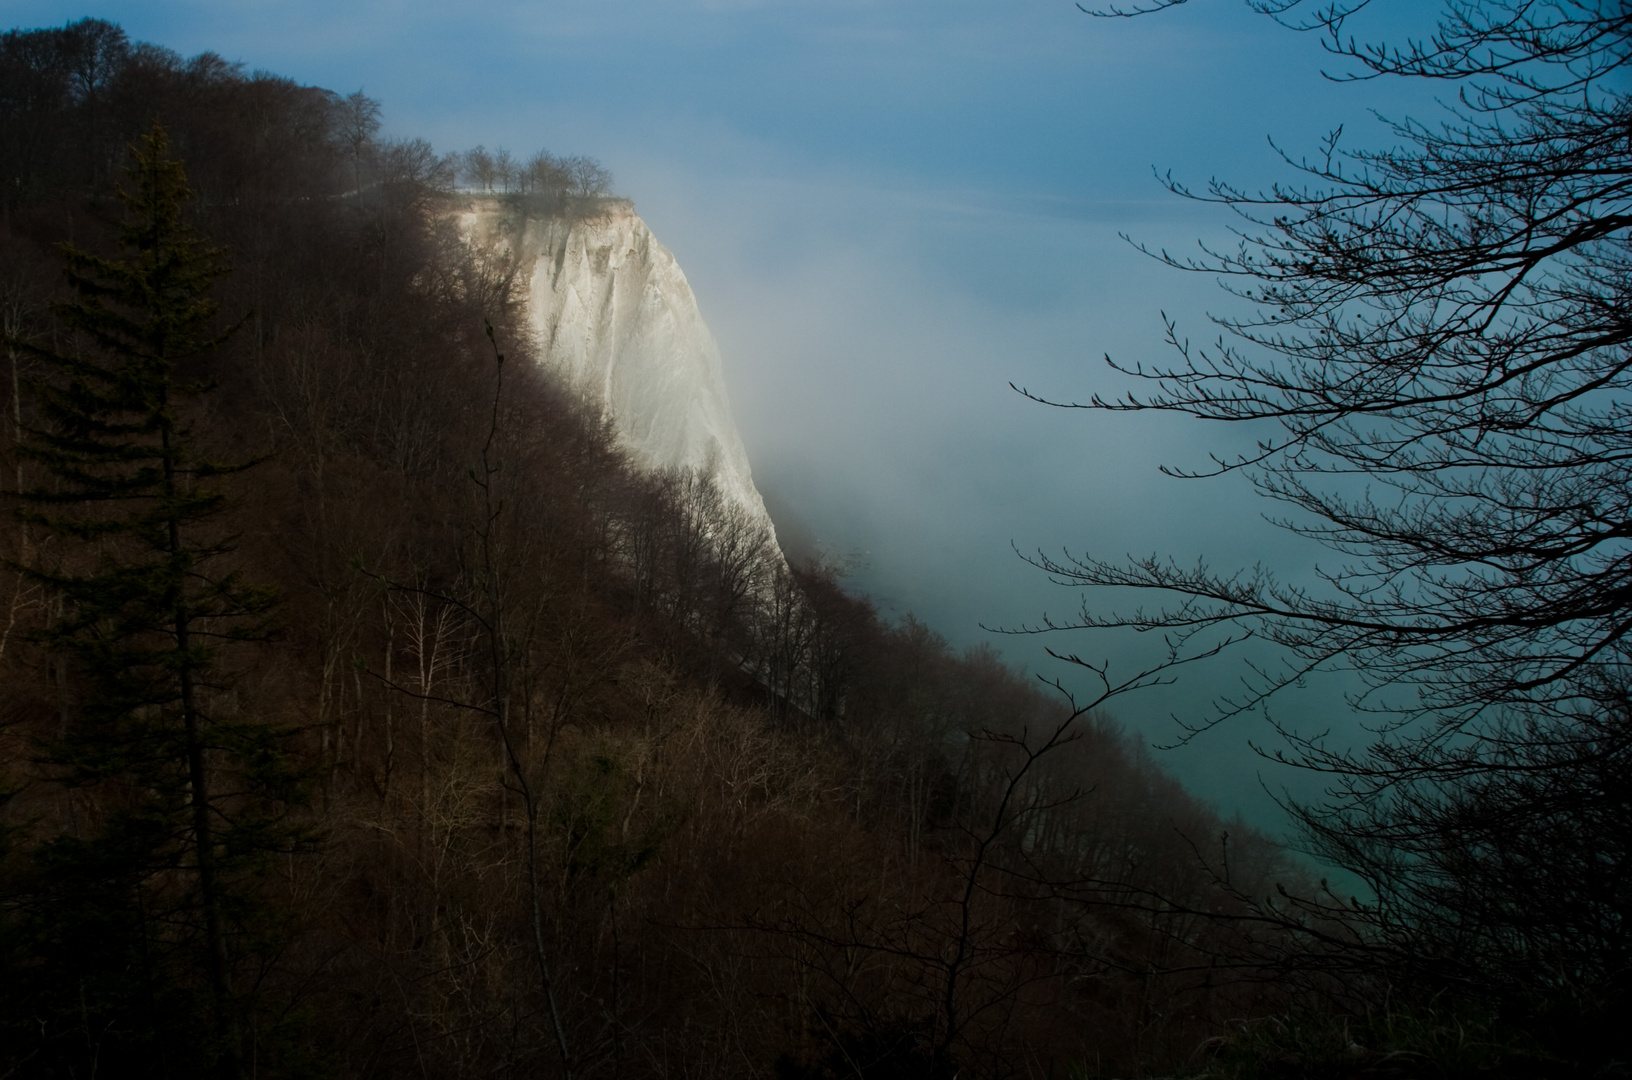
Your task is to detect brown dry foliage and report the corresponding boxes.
[0,22,1308,1079]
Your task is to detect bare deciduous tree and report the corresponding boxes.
[462,144,497,193]
[336,89,380,193]
[1031,0,1632,1044]
[493,145,516,194]
[562,155,612,199]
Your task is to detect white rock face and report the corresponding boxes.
[458,199,778,548]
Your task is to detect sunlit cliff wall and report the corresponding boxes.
[458,197,778,549]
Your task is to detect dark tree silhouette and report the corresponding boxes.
[336,89,380,193]
[1023,0,1632,1046]
[2,125,298,1079]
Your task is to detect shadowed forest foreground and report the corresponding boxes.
[0,21,1302,1079]
[4,15,1608,1080]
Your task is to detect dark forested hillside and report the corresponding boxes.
[0,20,1299,1080]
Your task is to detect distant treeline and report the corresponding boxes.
[0,18,613,216]
[1,19,1301,1080]
[454,144,612,199]
[333,88,614,202]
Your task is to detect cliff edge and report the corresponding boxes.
[458,198,777,550]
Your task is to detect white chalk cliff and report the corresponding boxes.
[457,198,777,547]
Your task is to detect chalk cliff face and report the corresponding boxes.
[458,199,776,545]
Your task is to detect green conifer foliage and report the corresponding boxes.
[2,124,301,1080]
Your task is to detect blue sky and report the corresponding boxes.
[15,0,1439,836]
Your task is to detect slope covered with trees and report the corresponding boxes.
[0,19,1295,1080]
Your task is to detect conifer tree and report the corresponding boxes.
[2,124,298,1079]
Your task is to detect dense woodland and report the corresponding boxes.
[9,10,1626,1078]
[0,19,1311,1080]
